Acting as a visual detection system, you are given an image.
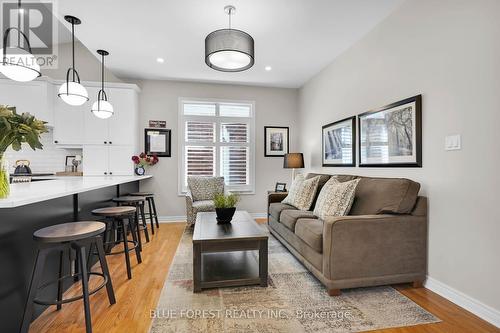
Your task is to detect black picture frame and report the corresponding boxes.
[264,126,289,157]
[65,155,76,166]
[322,116,356,167]
[144,128,171,157]
[358,95,422,167]
[275,182,287,192]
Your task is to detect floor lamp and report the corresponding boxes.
[283,153,304,181]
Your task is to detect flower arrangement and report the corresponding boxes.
[0,105,48,198]
[132,152,159,166]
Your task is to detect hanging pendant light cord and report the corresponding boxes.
[71,21,75,82]
[17,0,21,47]
[228,8,232,30]
[101,53,105,92]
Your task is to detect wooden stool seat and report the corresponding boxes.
[33,222,105,243]
[92,206,136,217]
[129,192,153,197]
[112,196,145,203]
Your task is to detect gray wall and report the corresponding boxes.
[135,79,298,218]
[298,0,500,315]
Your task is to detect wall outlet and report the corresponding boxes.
[445,134,461,151]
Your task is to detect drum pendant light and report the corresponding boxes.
[91,50,113,119]
[0,0,41,82]
[58,15,89,106]
[205,5,254,72]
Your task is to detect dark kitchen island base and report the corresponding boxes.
[0,181,138,333]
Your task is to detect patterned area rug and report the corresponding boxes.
[150,225,439,333]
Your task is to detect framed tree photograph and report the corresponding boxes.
[264,126,289,157]
[358,95,422,167]
[145,128,171,157]
[322,116,356,167]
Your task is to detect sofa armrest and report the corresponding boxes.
[268,192,288,205]
[322,214,427,281]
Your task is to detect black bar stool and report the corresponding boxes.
[112,196,149,249]
[129,192,159,234]
[21,221,115,333]
[91,206,142,279]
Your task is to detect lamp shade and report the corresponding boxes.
[205,29,254,72]
[283,153,304,169]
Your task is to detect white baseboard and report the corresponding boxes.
[158,212,267,223]
[425,276,500,328]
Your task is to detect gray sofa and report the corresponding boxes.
[267,173,427,296]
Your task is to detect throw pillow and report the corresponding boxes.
[313,178,360,220]
[282,174,321,210]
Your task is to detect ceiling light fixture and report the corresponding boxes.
[265,66,272,71]
[156,57,164,63]
[57,15,89,106]
[0,0,41,82]
[205,5,254,72]
[91,50,113,119]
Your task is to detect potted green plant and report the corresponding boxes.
[0,105,48,198]
[213,193,240,224]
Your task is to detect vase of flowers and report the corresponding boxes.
[0,105,48,198]
[132,152,159,175]
[213,193,240,224]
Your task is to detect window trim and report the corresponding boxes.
[178,97,256,196]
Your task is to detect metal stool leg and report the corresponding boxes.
[139,202,150,243]
[20,249,48,333]
[147,197,155,235]
[134,208,143,251]
[120,219,132,279]
[151,197,160,228]
[95,236,116,305]
[57,250,64,310]
[129,216,142,264]
[76,244,93,333]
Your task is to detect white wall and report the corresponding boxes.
[298,0,500,320]
[135,80,298,218]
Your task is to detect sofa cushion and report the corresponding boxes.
[187,176,224,201]
[269,202,297,220]
[295,218,324,253]
[305,173,331,210]
[280,210,317,231]
[313,178,360,220]
[282,174,320,210]
[349,177,421,215]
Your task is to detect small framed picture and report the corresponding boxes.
[358,95,422,167]
[145,128,171,157]
[275,182,287,192]
[264,126,289,157]
[65,155,76,166]
[322,116,356,167]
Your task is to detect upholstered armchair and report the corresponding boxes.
[185,176,225,225]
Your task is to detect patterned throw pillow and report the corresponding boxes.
[313,178,360,220]
[282,174,321,210]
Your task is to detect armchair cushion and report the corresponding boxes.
[187,176,224,201]
[280,210,317,231]
[192,200,215,210]
[295,218,324,253]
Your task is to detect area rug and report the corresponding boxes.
[150,225,439,333]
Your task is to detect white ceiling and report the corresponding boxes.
[55,0,404,88]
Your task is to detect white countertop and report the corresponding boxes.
[0,175,153,208]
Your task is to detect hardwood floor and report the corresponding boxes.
[29,220,499,333]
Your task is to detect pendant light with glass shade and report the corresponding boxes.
[0,0,41,82]
[91,50,113,119]
[57,16,89,106]
[205,5,254,72]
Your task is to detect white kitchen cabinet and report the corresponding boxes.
[53,95,85,145]
[83,145,134,176]
[0,79,53,125]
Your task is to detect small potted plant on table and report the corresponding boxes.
[214,193,240,224]
[131,152,159,175]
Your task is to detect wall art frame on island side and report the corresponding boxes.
[144,128,171,157]
[322,116,356,167]
[358,95,422,167]
[264,126,289,157]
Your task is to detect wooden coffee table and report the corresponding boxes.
[192,211,268,292]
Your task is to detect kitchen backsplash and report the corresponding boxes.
[4,129,82,173]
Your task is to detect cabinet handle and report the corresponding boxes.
[104,141,107,144]
[109,141,112,144]
[54,140,58,144]
[110,172,113,175]
[104,172,107,175]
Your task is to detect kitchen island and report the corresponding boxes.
[0,175,152,332]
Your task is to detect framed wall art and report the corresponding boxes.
[264,126,289,157]
[358,95,422,167]
[322,116,356,167]
[145,128,172,157]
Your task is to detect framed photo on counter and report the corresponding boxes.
[145,128,171,157]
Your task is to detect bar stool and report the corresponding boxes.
[91,206,142,279]
[129,192,159,234]
[21,222,115,333]
[112,196,150,249]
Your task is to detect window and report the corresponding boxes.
[179,99,255,194]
